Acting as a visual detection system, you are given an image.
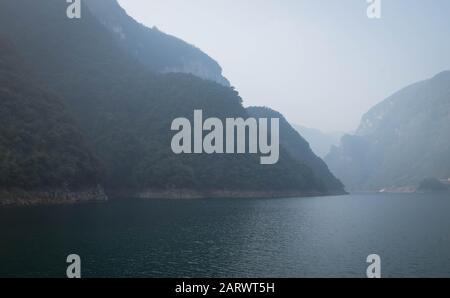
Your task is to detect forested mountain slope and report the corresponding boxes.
[0,37,105,205]
[326,72,450,191]
[0,0,339,199]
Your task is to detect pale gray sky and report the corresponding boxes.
[118,0,450,132]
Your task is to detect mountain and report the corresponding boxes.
[247,107,345,193]
[0,37,105,205]
[418,178,449,192]
[85,0,230,86]
[293,125,343,158]
[325,72,450,191]
[0,0,341,200]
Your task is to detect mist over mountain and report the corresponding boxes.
[85,0,230,86]
[248,107,344,193]
[293,125,343,158]
[0,0,344,202]
[0,37,105,204]
[326,72,450,191]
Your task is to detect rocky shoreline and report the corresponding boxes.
[0,188,347,207]
[0,187,108,207]
[108,189,347,200]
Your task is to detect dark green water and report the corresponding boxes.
[0,193,449,278]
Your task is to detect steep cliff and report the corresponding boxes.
[86,0,230,86]
[326,72,450,191]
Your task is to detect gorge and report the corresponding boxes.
[0,0,345,205]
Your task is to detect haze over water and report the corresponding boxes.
[118,0,450,132]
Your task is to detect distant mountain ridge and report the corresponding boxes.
[86,0,230,86]
[293,125,343,158]
[247,107,345,193]
[326,71,450,191]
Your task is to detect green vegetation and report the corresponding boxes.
[0,0,344,199]
[247,107,344,193]
[85,0,230,86]
[326,72,450,191]
[0,39,102,191]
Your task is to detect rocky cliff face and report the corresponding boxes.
[86,0,230,86]
[326,72,450,191]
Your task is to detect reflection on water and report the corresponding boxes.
[0,193,449,277]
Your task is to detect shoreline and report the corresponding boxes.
[0,188,347,207]
[108,188,348,200]
[0,187,108,207]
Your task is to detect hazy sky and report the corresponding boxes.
[117,0,450,132]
